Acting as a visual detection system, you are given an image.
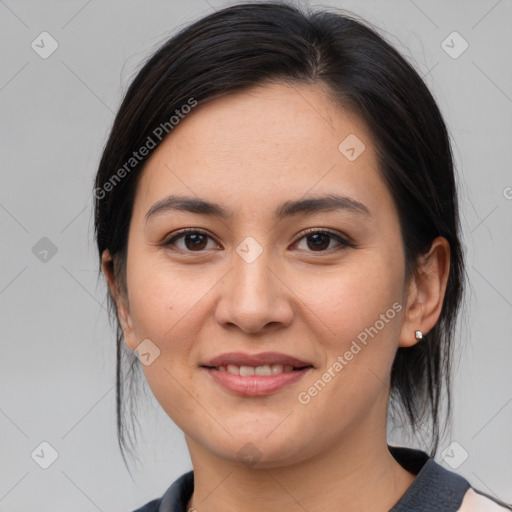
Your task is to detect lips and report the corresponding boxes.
[201,351,313,369]
[200,352,314,396]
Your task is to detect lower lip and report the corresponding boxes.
[203,367,312,396]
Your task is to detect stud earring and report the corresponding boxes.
[415,330,423,340]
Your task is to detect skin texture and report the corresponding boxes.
[102,82,450,512]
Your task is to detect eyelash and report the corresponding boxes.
[162,227,354,254]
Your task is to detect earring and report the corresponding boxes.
[415,330,423,340]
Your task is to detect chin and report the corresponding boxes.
[204,430,311,469]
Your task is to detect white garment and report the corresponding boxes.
[458,489,511,511]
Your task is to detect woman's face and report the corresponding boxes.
[116,82,411,467]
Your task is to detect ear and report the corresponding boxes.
[101,249,138,351]
[398,236,451,348]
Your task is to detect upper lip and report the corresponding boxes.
[201,352,313,368]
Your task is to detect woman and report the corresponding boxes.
[94,2,511,511]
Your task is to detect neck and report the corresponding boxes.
[185,420,416,512]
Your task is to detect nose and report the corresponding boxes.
[214,248,294,335]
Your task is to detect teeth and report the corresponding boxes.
[239,365,254,376]
[219,364,295,376]
[255,365,272,376]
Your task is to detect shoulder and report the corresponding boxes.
[457,488,512,511]
[129,471,194,512]
[389,445,512,512]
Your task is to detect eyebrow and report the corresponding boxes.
[144,193,370,223]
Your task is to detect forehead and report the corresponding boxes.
[133,81,388,219]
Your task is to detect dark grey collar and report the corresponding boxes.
[142,445,472,512]
[388,446,470,511]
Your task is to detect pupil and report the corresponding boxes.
[308,233,329,251]
[186,234,206,250]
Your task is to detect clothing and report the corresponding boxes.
[131,445,512,511]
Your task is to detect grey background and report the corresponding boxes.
[1,0,511,510]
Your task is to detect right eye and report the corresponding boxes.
[162,228,221,253]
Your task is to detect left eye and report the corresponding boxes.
[293,229,351,252]
[163,229,351,253]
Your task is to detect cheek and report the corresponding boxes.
[127,266,206,426]
[126,250,206,343]
[304,254,404,343]
[124,253,213,401]
[296,255,404,400]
